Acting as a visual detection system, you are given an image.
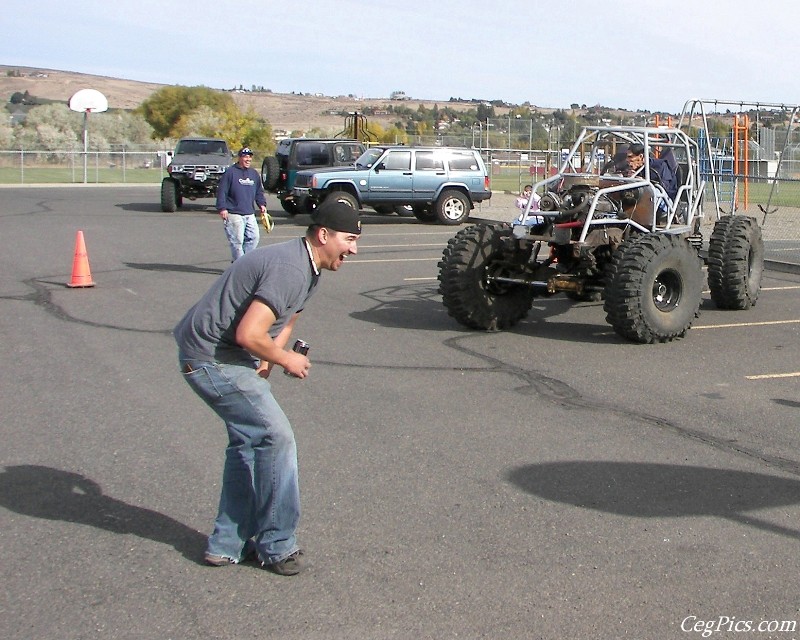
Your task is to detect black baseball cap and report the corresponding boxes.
[238,147,254,156]
[312,201,362,235]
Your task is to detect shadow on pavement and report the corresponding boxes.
[124,262,225,275]
[351,283,604,341]
[0,465,207,563]
[115,202,216,213]
[508,460,800,540]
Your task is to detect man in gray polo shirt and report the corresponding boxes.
[174,201,361,575]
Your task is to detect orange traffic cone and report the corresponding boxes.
[66,230,96,288]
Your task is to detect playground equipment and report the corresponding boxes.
[677,99,800,219]
[336,111,377,143]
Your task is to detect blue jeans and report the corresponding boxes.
[179,355,300,564]
[223,214,260,261]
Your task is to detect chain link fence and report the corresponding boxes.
[0,148,169,184]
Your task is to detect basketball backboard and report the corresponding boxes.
[69,89,108,113]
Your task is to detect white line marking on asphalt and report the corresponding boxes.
[359,243,444,249]
[351,258,439,263]
[693,319,800,330]
[746,372,800,380]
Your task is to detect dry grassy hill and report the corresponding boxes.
[1,66,163,110]
[1,65,518,135]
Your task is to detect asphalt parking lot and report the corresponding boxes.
[3,186,800,640]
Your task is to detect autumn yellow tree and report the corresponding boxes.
[138,86,274,156]
[136,86,235,139]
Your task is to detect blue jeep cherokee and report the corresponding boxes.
[292,146,491,224]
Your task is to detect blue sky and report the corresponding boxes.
[3,0,798,113]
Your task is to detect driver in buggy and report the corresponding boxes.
[624,143,679,201]
[621,142,681,224]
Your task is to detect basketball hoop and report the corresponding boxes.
[69,90,108,184]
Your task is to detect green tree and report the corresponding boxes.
[136,86,236,139]
[0,121,13,148]
[707,118,731,139]
[14,122,81,158]
[23,103,83,135]
[217,106,275,156]
[381,125,408,144]
[476,103,496,121]
[91,110,155,147]
[364,121,386,142]
[172,105,224,139]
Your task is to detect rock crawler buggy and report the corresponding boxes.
[437,125,764,343]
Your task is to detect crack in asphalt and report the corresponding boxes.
[319,332,800,478]
[1,278,171,335]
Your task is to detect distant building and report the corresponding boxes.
[390,90,409,101]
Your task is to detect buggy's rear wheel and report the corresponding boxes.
[603,233,703,343]
[707,215,764,309]
[438,223,534,330]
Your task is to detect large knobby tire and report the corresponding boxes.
[707,215,764,310]
[435,189,470,225]
[438,223,535,330]
[160,178,178,212]
[261,156,280,191]
[603,233,703,343]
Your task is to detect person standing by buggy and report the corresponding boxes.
[174,201,362,575]
[217,147,267,261]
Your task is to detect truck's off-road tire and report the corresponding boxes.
[707,215,764,310]
[438,223,535,330]
[160,178,178,212]
[603,233,703,343]
[261,156,280,191]
[435,189,470,225]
